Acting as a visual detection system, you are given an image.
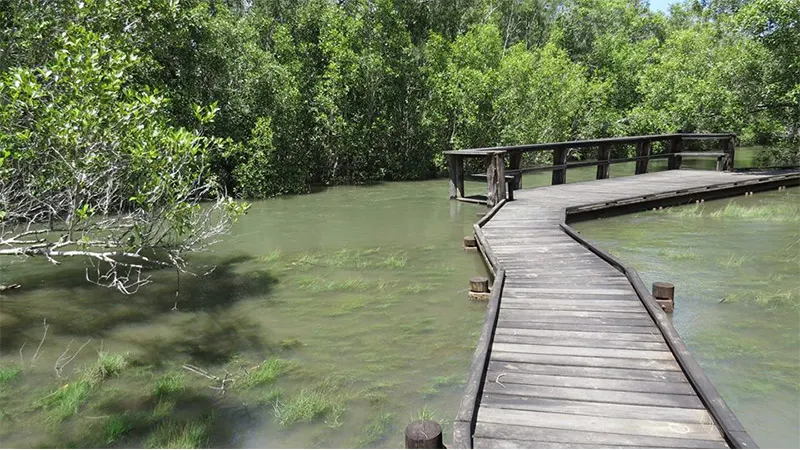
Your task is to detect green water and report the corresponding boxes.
[573,188,800,449]
[0,181,488,448]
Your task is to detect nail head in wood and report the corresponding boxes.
[404,420,443,449]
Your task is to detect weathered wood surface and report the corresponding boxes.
[456,169,800,449]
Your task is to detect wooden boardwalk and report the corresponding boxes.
[454,169,800,449]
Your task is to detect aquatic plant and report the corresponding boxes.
[380,252,408,268]
[145,416,213,449]
[237,358,287,388]
[259,249,283,264]
[104,414,135,444]
[0,366,21,384]
[657,248,697,260]
[273,387,347,427]
[719,253,749,267]
[153,372,185,398]
[355,412,395,448]
[709,203,800,222]
[37,380,92,421]
[84,352,129,385]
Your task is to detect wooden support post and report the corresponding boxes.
[552,148,568,185]
[596,144,611,180]
[635,140,651,175]
[509,151,523,190]
[447,153,464,200]
[469,276,490,301]
[463,235,477,251]
[486,152,506,207]
[667,137,683,170]
[652,282,675,313]
[405,420,444,449]
[722,137,735,171]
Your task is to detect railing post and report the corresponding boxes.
[552,148,568,185]
[635,139,651,175]
[596,144,611,180]
[722,136,735,171]
[509,150,523,190]
[486,151,506,207]
[447,153,464,199]
[667,136,683,170]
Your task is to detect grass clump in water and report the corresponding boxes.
[153,372,185,398]
[273,387,347,427]
[0,365,21,384]
[145,416,213,449]
[657,248,697,260]
[380,251,408,268]
[84,352,129,385]
[104,414,135,444]
[719,253,749,267]
[259,249,283,264]
[237,358,287,388]
[37,380,92,421]
[709,203,800,222]
[355,412,395,448]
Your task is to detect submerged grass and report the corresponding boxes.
[145,415,213,449]
[709,203,800,222]
[355,412,395,448]
[0,366,21,384]
[37,380,92,422]
[84,352,129,385]
[273,387,347,427]
[657,248,697,260]
[719,253,749,267]
[237,358,287,388]
[153,372,185,398]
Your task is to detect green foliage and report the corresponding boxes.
[0,366,21,384]
[84,353,129,386]
[145,416,213,449]
[273,387,347,427]
[3,0,796,203]
[237,359,287,389]
[37,381,93,422]
[153,372,186,398]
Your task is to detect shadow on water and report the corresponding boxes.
[0,253,279,360]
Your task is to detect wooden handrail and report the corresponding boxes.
[446,133,737,205]
[443,133,735,155]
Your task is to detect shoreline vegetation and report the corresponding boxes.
[3,0,798,200]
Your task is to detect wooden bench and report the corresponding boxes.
[679,152,727,171]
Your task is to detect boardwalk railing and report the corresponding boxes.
[444,133,736,206]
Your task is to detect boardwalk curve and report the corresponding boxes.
[453,169,800,449]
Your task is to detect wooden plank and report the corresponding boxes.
[497,309,649,319]
[490,351,682,371]
[494,327,664,342]
[487,361,686,383]
[495,315,655,327]
[485,371,694,395]
[496,321,660,334]
[500,302,645,313]
[478,408,723,441]
[493,343,674,360]
[472,423,728,448]
[482,382,704,409]
[493,334,668,351]
[480,394,710,423]
[474,437,652,449]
